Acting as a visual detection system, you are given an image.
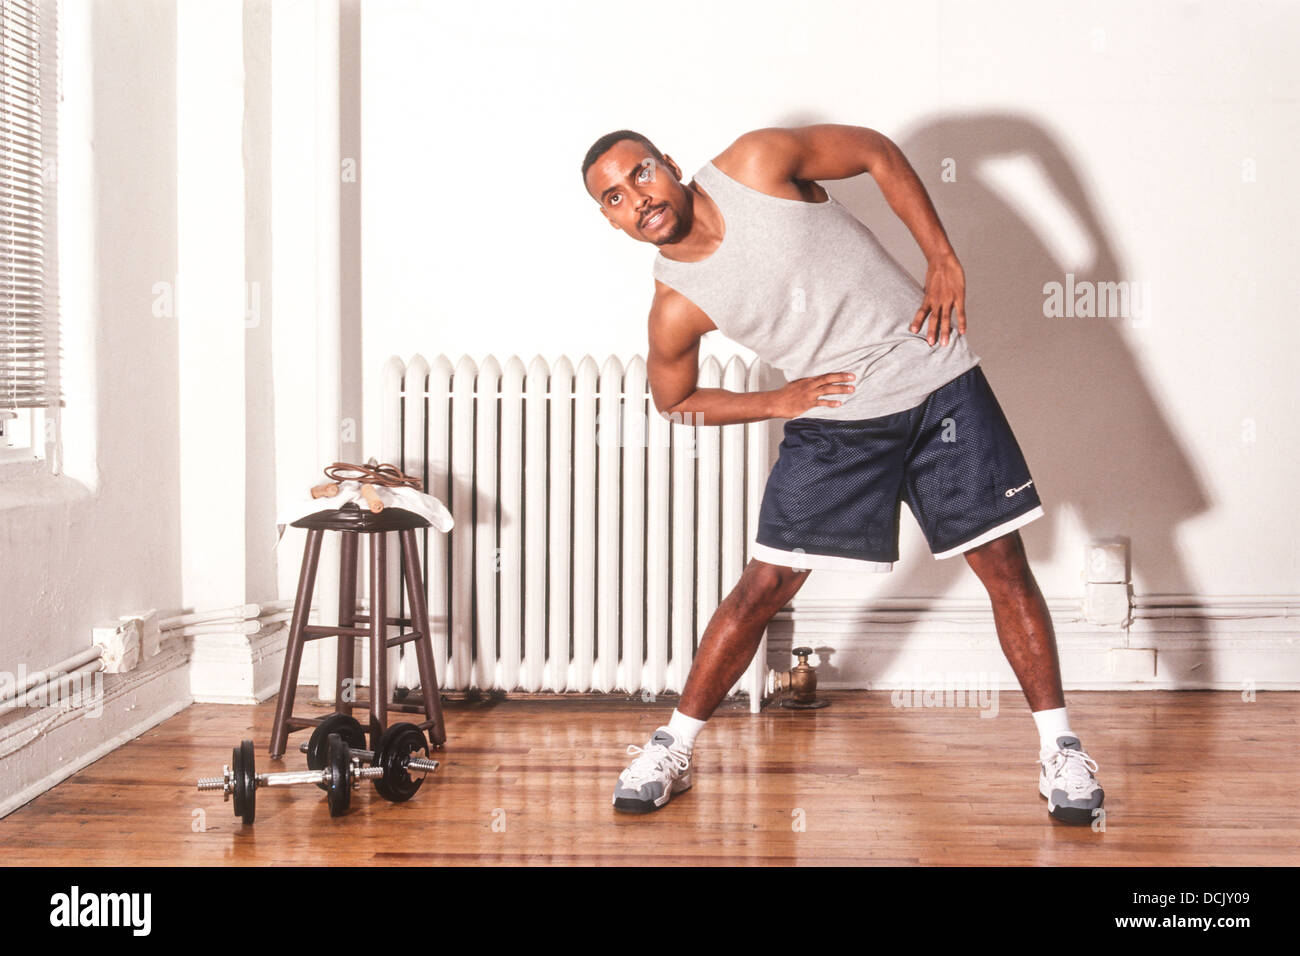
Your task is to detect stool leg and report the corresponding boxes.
[336,531,359,716]
[368,531,388,743]
[401,527,446,746]
[270,528,324,759]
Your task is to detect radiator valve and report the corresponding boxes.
[775,646,830,710]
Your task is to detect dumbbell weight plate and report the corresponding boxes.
[373,722,429,803]
[230,743,245,821]
[237,739,257,825]
[324,733,352,818]
[306,713,367,784]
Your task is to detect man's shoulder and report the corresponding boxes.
[712,127,796,167]
[710,129,824,202]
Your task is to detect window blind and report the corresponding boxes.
[1,0,57,412]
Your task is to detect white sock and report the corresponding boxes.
[666,709,707,750]
[1032,706,1075,754]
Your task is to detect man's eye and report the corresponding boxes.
[638,166,652,181]
[610,194,620,205]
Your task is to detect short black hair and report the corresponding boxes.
[581,129,665,194]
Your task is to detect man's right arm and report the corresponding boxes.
[647,281,855,426]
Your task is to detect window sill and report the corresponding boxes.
[0,469,92,513]
[0,455,48,476]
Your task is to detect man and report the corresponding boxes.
[580,124,1104,825]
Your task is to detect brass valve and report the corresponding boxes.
[776,646,830,709]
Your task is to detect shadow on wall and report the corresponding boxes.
[765,110,1212,686]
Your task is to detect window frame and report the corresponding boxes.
[0,0,60,473]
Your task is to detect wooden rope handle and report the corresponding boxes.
[359,483,384,513]
[311,482,340,499]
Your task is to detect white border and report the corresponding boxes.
[751,541,893,573]
[931,505,1045,560]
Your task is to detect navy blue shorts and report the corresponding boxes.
[752,364,1044,572]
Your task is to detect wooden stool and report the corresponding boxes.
[269,501,446,758]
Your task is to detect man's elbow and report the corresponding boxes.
[863,129,904,175]
[657,395,691,421]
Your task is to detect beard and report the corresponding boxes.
[648,189,694,246]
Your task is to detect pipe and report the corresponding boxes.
[169,612,296,638]
[0,658,104,718]
[0,646,103,707]
[1131,594,1296,608]
[161,603,261,630]
[161,607,308,637]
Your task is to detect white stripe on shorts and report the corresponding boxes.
[931,505,1045,560]
[751,540,893,573]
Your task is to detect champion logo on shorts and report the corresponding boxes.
[1004,479,1033,498]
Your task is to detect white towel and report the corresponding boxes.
[274,479,454,551]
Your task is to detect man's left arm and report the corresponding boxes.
[755,124,967,347]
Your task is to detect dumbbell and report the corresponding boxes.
[197,735,380,824]
[300,717,438,803]
[302,713,369,773]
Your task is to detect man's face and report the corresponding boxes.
[585,140,693,246]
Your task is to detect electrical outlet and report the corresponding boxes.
[1108,647,1155,680]
[120,609,161,658]
[1084,539,1128,584]
[93,619,142,673]
[1085,582,1132,626]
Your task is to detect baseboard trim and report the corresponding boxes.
[763,594,1300,690]
[188,622,289,704]
[0,646,192,819]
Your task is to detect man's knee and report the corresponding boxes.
[738,559,809,607]
[965,531,1032,590]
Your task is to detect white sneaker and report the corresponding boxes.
[1039,735,1105,825]
[612,727,693,814]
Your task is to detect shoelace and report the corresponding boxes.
[622,743,691,787]
[1041,747,1100,794]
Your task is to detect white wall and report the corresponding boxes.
[0,0,182,678]
[0,0,193,815]
[358,0,1299,605]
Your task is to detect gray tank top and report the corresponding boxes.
[652,161,980,421]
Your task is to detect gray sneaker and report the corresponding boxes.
[612,727,693,814]
[1039,735,1105,825]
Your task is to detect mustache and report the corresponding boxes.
[641,204,667,226]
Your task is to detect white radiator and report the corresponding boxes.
[376,352,776,712]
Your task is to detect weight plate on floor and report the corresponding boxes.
[307,713,367,780]
[230,743,245,820]
[373,722,428,803]
[237,739,257,825]
[325,733,352,818]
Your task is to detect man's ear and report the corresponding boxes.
[597,205,621,230]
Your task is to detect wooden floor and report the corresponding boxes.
[1,689,1296,865]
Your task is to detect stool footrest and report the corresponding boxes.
[298,623,427,646]
[354,613,416,627]
[303,624,371,639]
[386,631,426,649]
[349,697,434,714]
